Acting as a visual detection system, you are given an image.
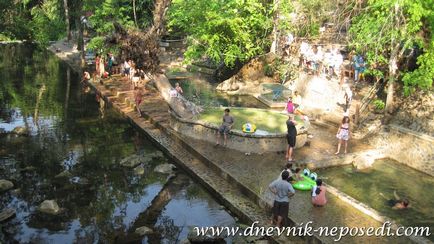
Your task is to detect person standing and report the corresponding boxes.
[216,108,234,146]
[269,170,295,227]
[312,179,327,207]
[134,87,143,116]
[107,53,114,76]
[286,114,297,162]
[99,55,105,78]
[95,54,100,76]
[293,91,302,110]
[335,116,350,154]
[123,60,130,77]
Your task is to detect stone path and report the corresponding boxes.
[86,76,419,244]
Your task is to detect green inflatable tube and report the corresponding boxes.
[293,174,317,191]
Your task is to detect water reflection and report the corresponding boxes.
[0,44,236,243]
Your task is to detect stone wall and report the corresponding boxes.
[169,113,307,154]
[392,91,434,137]
[370,125,434,176]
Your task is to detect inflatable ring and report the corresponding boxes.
[292,169,318,191]
[242,123,256,133]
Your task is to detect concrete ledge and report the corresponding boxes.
[169,111,308,153]
[255,95,287,108]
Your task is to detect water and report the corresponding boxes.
[318,159,434,240]
[168,78,267,108]
[0,44,237,243]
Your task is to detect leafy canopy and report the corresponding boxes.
[350,0,434,94]
[167,0,274,67]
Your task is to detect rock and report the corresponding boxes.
[352,153,376,170]
[119,154,153,168]
[135,226,154,236]
[133,165,145,175]
[180,239,191,244]
[55,170,72,179]
[187,226,226,243]
[12,126,29,136]
[0,179,14,192]
[20,166,37,172]
[0,208,16,222]
[70,177,90,185]
[149,151,164,159]
[38,200,62,215]
[154,163,176,174]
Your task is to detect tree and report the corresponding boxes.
[166,0,273,67]
[350,0,434,113]
[63,0,71,41]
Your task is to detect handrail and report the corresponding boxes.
[358,80,382,124]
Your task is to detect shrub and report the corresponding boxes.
[373,99,385,110]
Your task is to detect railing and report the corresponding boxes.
[357,79,382,125]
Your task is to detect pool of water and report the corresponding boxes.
[168,78,267,108]
[0,44,238,243]
[318,159,434,240]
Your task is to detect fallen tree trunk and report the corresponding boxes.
[152,74,203,119]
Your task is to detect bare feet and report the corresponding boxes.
[335,151,339,155]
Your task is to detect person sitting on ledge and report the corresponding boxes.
[284,97,295,114]
[311,179,327,207]
[216,108,234,147]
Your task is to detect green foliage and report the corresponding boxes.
[89,0,135,34]
[87,36,106,52]
[402,44,434,95]
[167,0,274,67]
[373,99,385,110]
[30,0,66,45]
[350,0,434,93]
[264,64,274,77]
[285,0,333,38]
[0,33,13,41]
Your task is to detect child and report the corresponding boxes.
[291,168,303,182]
[175,82,183,96]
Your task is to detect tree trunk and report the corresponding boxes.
[385,47,399,114]
[270,0,280,54]
[133,0,138,28]
[77,17,85,68]
[63,0,71,41]
[64,67,71,121]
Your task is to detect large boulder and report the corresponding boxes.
[352,152,379,170]
[120,154,152,168]
[55,170,73,179]
[154,163,176,174]
[134,165,145,175]
[216,54,276,95]
[187,226,226,243]
[0,208,16,222]
[38,200,62,215]
[0,180,14,192]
